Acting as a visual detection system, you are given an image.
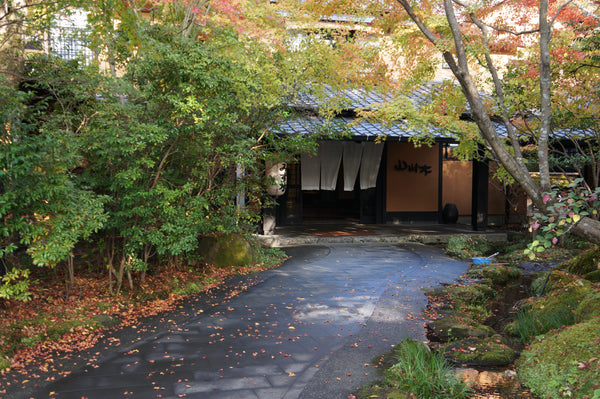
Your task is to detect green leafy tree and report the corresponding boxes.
[0,0,386,298]
[75,21,296,293]
[0,56,107,289]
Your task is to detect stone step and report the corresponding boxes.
[257,231,508,248]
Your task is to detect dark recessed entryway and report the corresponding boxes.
[302,166,360,221]
[277,163,381,225]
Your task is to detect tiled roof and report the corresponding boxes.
[283,84,597,141]
[283,82,458,140]
[325,14,376,24]
[278,114,452,140]
[291,82,445,112]
[290,88,387,111]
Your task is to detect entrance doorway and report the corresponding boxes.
[302,166,360,221]
[277,163,380,225]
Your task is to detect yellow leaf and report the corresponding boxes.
[573,214,581,223]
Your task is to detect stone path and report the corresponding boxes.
[31,243,469,399]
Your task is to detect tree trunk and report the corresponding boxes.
[64,256,75,299]
[140,243,153,284]
[108,256,127,296]
[440,0,545,209]
[538,0,553,192]
[126,269,134,291]
[106,236,121,296]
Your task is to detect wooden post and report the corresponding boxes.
[438,142,444,223]
[471,149,489,231]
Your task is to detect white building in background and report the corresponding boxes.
[23,8,92,62]
[47,9,93,62]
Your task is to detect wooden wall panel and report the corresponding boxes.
[386,143,439,212]
[442,160,472,215]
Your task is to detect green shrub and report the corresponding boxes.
[507,304,576,342]
[466,264,522,286]
[252,244,287,269]
[0,269,32,302]
[383,339,472,399]
[446,235,492,260]
[0,356,10,371]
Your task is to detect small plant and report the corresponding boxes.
[526,179,600,259]
[508,300,578,342]
[0,268,32,302]
[0,356,10,371]
[383,339,472,399]
[172,280,207,296]
[248,240,288,270]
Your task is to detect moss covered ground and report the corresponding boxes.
[517,318,600,399]
[561,246,600,275]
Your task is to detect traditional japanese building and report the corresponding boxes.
[270,86,527,231]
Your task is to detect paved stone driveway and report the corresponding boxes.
[34,243,469,399]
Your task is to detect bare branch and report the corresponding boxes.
[489,26,539,36]
[450,0,539,36]
[0,0,61,25]
[572,63,600,72]
[150,138,179,190]
[394,0,444,45]
[467,12,528,172]
[394,0,462,72]
[75,111,99,135]
[550,0,575,27]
